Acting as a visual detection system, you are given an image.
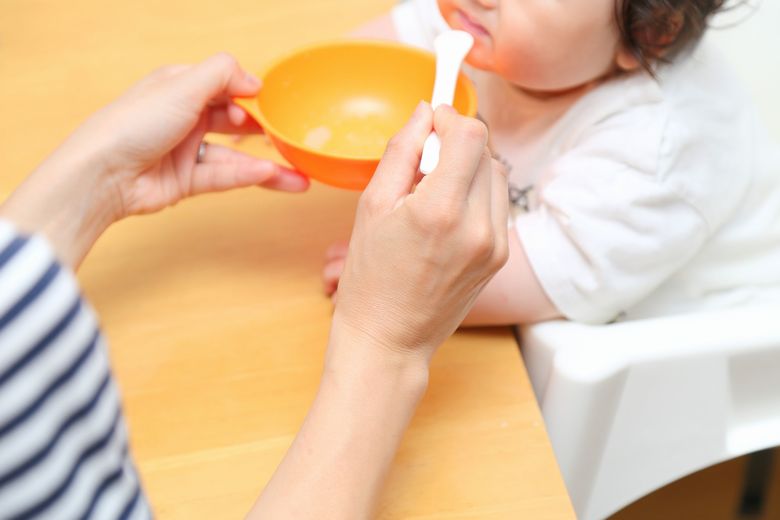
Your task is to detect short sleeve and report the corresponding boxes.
[514,108,711,324]
[391,0,450,50]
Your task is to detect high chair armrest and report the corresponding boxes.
[519,304,780,520]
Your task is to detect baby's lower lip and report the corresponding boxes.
[455,9,490,39]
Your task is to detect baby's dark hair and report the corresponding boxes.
[617,0,730,71]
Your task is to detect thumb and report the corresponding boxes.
[177,53,262,108]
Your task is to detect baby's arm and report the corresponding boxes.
[460,230,562,326]
[351,0,446,45]
[323,231,561,327]
[350,14,399,40]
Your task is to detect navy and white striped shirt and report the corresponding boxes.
[0,220,151,519]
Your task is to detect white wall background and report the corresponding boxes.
[706,0,780,140]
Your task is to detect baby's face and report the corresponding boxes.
[437,0,633,92]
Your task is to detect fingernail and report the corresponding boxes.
[412,101,429,120]
[245,72,261,88]
[274,168,311,192]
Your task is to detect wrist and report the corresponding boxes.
[324,314,431,399]
[0,139,121,269]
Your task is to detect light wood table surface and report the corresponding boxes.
[0,1,574,518]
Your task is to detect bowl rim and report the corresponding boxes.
[236,38,478,163]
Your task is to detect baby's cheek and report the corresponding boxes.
[495,40,574,91]
[493,47,537,85]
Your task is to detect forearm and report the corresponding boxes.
[0,138,118,270]
[248,321,428,519]
[461,231,562,327]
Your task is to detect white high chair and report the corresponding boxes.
[522,305,780,519]
[519,5,780,519]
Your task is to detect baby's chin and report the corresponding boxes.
[464,53,601,98]
[464,50,494,72]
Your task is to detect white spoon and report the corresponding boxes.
[419,30,474,175]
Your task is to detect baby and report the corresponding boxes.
[323,0,780,325]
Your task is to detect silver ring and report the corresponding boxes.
[196,141,208,163]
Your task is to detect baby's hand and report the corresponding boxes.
[322,240,349,299]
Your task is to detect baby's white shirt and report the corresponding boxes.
[393,0,780,324]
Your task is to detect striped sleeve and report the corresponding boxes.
[0,220,152,520]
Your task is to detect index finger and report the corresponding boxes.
[362,102,433,209]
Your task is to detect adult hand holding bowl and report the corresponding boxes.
[234,40,478,190]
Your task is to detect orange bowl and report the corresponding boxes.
[234,40,478,190]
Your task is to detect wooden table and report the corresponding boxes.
[0,1,574,518]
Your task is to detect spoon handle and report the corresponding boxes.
[420,31,474,175]
[420,133,442,174]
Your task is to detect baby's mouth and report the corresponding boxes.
[455,9,491,40]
